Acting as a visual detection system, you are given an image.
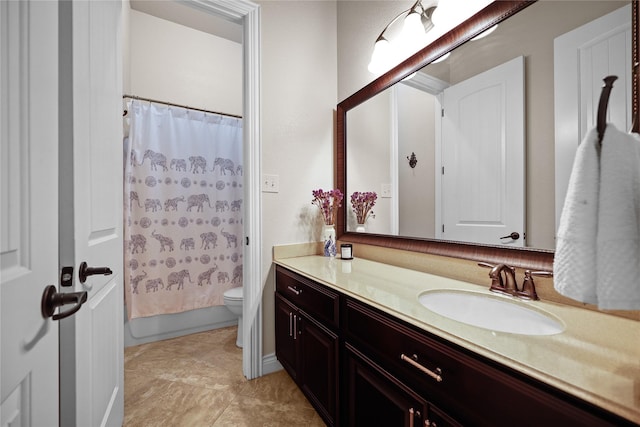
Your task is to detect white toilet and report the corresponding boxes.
[223,286,243,347]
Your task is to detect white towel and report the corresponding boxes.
[554,127,600,304]
[596,124,640,310]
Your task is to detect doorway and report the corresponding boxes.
[125,0,263,380]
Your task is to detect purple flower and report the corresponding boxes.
[350,191,377,224]
[311,188,343,225]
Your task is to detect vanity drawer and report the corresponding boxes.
[343,297,461,407]
[276,266,339,329]
[342,297,623,426]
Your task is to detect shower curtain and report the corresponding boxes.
[124,100,243,319]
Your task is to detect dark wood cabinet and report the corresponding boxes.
[298,312,339,423]
[275,293,299,380]
[346,343,458,427]
[275,267,339,426]
[342,297,634,427]
[275,265,637,427]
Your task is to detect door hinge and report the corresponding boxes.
[442,166,445,175]
[441,108,445,117]
[442,224,445,233]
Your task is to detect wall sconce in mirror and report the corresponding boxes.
[407,152,418,168]
[470,23,498,41]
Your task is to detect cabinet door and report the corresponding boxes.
[275,293,298,380]
[346,345,427,427]
[299,314,339,426]
[426,404,463,427]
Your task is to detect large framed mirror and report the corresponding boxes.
[337,0,640,271]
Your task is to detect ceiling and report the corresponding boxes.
[130,0,243,44]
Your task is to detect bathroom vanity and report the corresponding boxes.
[274,255,640,426]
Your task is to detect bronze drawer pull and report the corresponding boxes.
[287,285,301,296]
[289,312,293,337]
[409,408,421,427]
[400,354,443,383]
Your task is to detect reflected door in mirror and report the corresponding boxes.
[440,56,525,246]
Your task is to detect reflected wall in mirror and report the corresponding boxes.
[337,1,640,270]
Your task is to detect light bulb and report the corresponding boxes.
[368,38,393,74]
[402,11,426,39]
[398,11,429,59]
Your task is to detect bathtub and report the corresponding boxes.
[124,305,237,347]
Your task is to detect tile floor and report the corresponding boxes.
[124,326,326,426]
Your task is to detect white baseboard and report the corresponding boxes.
[261,352,283,376]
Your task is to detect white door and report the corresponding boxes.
[440,56,525,246]
[554,4,631,229]
[58,1,124,426]
[1,1,61,425]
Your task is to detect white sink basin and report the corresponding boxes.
[418,289,564,336]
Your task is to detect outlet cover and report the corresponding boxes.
[262,174,279,193]
[381,183,392,198]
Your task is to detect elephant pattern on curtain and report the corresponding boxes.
[124,100,243,319]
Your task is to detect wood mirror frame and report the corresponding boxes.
[336,0,640,271]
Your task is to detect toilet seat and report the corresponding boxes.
[224,287,243,301]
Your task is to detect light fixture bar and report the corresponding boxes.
[368,0,439,75]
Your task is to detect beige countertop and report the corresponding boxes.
[274,254,640,424]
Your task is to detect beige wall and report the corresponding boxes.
[259,1,337,356]
[346,90,393,234]
[127,8,242,115]
[398,84,435,238]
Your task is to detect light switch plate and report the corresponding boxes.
[381,183,392,198]
[262,174,279,193]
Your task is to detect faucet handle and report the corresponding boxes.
[530,270,553,278]
[519,270,552,301]
[477,262,495,269]
[516,270,543,300]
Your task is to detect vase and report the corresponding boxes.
[322,224,337,257]
[356,223,366,233]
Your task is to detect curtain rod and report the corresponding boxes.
[122,94,242,119]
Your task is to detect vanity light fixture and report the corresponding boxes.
[368,0,438,75]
